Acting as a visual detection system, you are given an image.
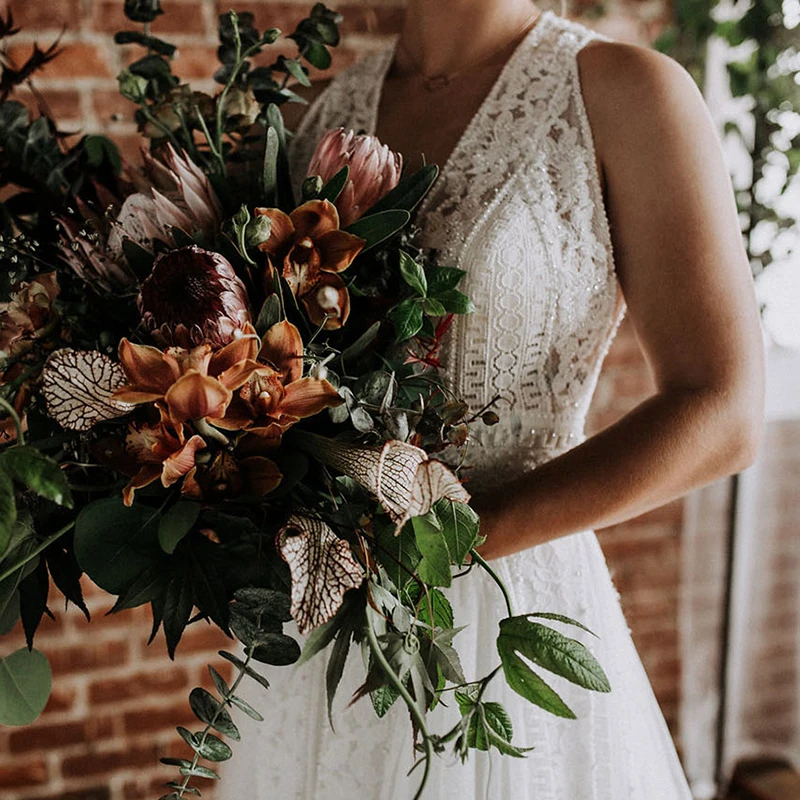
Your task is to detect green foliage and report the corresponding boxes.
[0,647,51,726]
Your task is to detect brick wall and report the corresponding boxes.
[0,2,679,798]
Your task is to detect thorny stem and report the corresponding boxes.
[469,549,514,619]
[0,521,75,583]
[0,396,25,446]
[175,646,257,798]
[364,609,434,800]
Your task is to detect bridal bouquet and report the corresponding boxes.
[0,4,610,798]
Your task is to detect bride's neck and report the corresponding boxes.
[396,0,539,78]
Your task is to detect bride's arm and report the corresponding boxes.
[476,42,764,560]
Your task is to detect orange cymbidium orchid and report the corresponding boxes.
[122,416,207,506]
[113,324,261,429]
[219,319,343,441]
[255,199,365,331]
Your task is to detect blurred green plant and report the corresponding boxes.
[656,0,800,274]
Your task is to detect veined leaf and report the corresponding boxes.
[2,446,73,508]
[434,499,480,565]
[0,648,51,726]
[413,513,451,588]
[399,250,427,296]
[218,650,270,692]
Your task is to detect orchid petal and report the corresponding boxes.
[279,377,343,419]
[260,320,304,384]
[255,207,295,255]
[118,338,179,394]
[300,272,350,331]
[239,456,283,495]
[123,464,162,507]
[289,199,340,240]
[315,229,365,273]
[165,371,232,424]
[161,434,206,487]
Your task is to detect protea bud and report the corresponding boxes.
[307,128,402,227]
[294,431,470,531]
[138,245,252,349]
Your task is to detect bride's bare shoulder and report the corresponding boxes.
[576,39,709,156]
[280,79,333,131]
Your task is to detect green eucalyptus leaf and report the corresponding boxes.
[246,633,301,666]
[230,693,264,721]
[0,647,52,726]
[282,57,311,87]
[158,502,201,554]
[208,665,230,698]
[124,0,163,23]
[261,125,279,204]
[189,687,240,740]
[114,30,176,57]
[180,764,220,780]
[217,650,271,691]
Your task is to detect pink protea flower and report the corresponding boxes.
[138,245,252,349]
[307,128,403,227]
[109,144,223,254]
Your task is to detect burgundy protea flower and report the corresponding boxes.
[138,245,251,349]
[308,128,403,227]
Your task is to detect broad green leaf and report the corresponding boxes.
[2,446,73,508]
[0,647,52,726]
[189,687,240,740]
[365,164,438,216]
[371,683,399,718]
[427,266,467,294]
[164,782,200,796]
[434,499,480,565]
[422,297,446,317]
[413,513,451,588]
[0,467,16,556]
[496,644,576,719]
[413,587,453,631]
[158,502,201,554]
[74,498,165,595]
[0,589,20,635]
[528,612,598,638]
[345,210,410,252]
[437,288,475,315]
[388,297,424,342]
[109,566,168,612]
[498,617,610,693]
[374,517,420,591]
[399,251,427,296]
[318,165,349,204]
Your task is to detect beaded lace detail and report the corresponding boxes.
[225,13,693,800]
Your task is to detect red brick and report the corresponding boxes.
[92,88,137,126]
[48,640,129,675]
[167,43,220,80]
[41,684,78,716]
[22,789,110,800]
[123,702,195,736]
[12,88,83,124]
[89,667,189,705]
[0,759,49,788]
[91,0,207,36]
[9,721,86,753]
[61,743,161,779]
[6,0,82,31]
[6,42,113,79]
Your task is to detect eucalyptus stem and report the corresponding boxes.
[364,610,434,800]
[138,104,183,151]
[176,648,256,798]
[469,549,514,618]
[0,521,75,582]
[0,396,24,445]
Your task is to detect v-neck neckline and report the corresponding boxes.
[366,10,554,193]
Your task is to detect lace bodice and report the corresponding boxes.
[290,10,625,487]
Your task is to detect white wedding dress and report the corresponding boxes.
[224,11,693,799]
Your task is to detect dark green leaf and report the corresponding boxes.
[18,559,49,648]
[374,516,420,590]
[191,557,230,634]
[0,648,51,726]
[345,210,409,252]
[434,499,480,565]
[122,238,155,279]
[159,757,193,768]
[164,781,201,796]
[498,616,610,693]
[0,467,16,556]
[265,104,295,210]
[399,251,427,296]
[158,502,201,554]
[427,266,467,295]
[255,294,281,336]
[365,164,438,216]
[2,446,73,508]
[371,683,399,718]
[189,687,240,740]
[208,665,230,698]
[413,587,453,631]
[74,498,165,595]
[246,633,301,666]
[413,513,451,588]
[341,321,380,363]
[124,0,163,23]
[109,566,168,613]
[528,612,598,637]
[114,30,176,57]
[177,727,233,762]
[301,39,332,70]
[45,544,89,621]
[162,572,194,659]
[179,764,220,780]
[422,298,446,316]
[317,166,349,204]
[388,297,424,342]
[437,288,475,315]
[233,588,292,622]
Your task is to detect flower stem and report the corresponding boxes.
[469,549,514,618]
[0,396,24,446]
[364,608,434,800]
[0,521,75,582]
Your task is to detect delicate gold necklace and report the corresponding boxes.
[398,11,542,93]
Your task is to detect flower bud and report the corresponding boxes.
[245,215,272,248]
[302,175,324,202]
